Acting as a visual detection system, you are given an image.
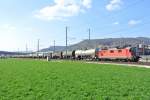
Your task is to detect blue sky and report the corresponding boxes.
[0,0,149,51]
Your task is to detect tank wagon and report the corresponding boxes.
[75,49,96,60]
[52,52,62,59]
[62,51,73,59]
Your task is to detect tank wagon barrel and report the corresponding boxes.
[75,49,97,60]
[62,51,73,59]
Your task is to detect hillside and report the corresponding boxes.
[41,37,150,52]
[0,51,27,56]
[41,46,65,52]
[0,51,17,55]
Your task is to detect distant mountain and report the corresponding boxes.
[40,46,66,52]
[0,51,27,56]
[0,51,16,56]
[40,37,150,52]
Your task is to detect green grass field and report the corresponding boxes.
[0,59,150,100]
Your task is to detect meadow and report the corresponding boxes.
[0,59,150,100]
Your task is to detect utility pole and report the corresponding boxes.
[66,26,68,59]
[143,41,145,55]
[37,39,40,57]
[54,40,55,53]
[26,44,28,53]
[89,28,91,40]
[18,48,19,56]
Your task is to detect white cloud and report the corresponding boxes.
[34,0,92,21]
[106,0,122,11]
[113,21,119,25]
[128,20,141,26]
[0,24,17,33]
[82,0,92,8]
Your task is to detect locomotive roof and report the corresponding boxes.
[102,47,132,50]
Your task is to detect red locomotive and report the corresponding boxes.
[96,47,140,62]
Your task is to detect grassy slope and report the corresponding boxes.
[0,59,150,100]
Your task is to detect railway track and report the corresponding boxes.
[87,61,150,68]
[50,59,150,67]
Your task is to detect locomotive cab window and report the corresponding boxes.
[118,50,122,53]
[110,50,114,53]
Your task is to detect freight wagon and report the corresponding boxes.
[75,49,96,60]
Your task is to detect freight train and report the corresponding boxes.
[13,47,141,62]
[50,47,140,62]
